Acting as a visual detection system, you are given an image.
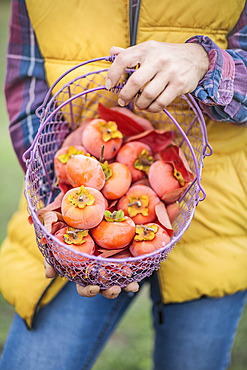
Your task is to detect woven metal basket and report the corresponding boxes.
[23,56,212,288]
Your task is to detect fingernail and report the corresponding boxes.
[105,78,112,90]
[89,287,99,295]
[132,286,139,293]
[118,98,125,107]
[111,292,119,298]
[111,287,121,296]
[129,283,139,292]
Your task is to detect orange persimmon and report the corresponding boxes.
[117,184,160,224]
[116,141,154,182]
[101,162,132,200]
[148,160,180,197]
[54,145,87,184]
[66,154,105,190]
[90,210,136,250]
[129,223,170,257]
[61,186,105,229]
[53,226,95,268]
[82,118,123,160]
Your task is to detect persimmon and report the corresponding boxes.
[66,154,105,190]
[116,141,154,182]
[61,119,91,148]
[96,248,133,284]
[96,265,131,285]
[61,186,105,229]
[148,160,180,197]
[90,210,136,250]
[159,144,194,186]
[82,118,123,160]
[101,162,132,200]
[53,226,95,268]
[166,202,181,224]
[129,223,170,257]
[54,145,87,184]
[117,184,160,224]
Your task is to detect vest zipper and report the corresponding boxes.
[129,0,133,45]
[129,0,141,46]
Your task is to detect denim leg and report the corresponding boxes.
[151,277,247,370]
[0,281,142,370]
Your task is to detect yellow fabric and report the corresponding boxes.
[26,0,130,92]
[0,192,66,328]
[25,0,245,89]
[159,144,247,303]
[0,0,246,326]
[137,0,243,47]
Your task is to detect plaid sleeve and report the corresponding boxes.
[186,2,247,125]
[4,0,49,172]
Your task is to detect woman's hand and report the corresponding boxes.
[44,259,139,299]
[106,41,209,112]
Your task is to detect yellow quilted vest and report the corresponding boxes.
[1,0,247,327]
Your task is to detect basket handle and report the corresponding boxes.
[163,106,208,202]
[22,85,108,165]
[23,55,211,202]
[35,56,114,119]
[23,56,118,165]
[187,94,213,157]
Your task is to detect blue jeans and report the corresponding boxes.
[0,274,246,370]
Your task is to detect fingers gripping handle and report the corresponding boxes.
[35,56,114,119]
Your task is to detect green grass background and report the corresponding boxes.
[0,1,247,368]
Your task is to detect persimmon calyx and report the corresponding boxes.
[104,210,126,222]
[67,186,95,208]
[100,120,123,142]
[63,227,89,245]
[173,168,185,187]
[134,149,154,174]
[58,146,86,163]
[128,195,149,217]
[101,161,112,181]
[134,224,158,241]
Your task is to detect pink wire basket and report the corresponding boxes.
[23,56,212,289]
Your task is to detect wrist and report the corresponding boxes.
[185,35,235,106]
[187,43,210,81]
